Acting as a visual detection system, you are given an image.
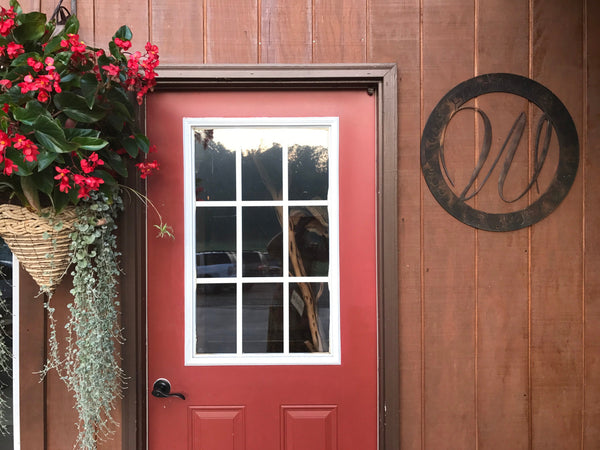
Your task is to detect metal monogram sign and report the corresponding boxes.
[420,73,579,232]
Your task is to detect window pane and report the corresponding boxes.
[196,284,236,354]
[242,143,282,201]
[289,206,329,277]
[289,282,330,353]
[242,283,283,353]
[242,207,282,277]
[194,129,236,201]
[288,129,329,200]
[196,207,236,278]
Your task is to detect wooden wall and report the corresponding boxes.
[17,0,599,448]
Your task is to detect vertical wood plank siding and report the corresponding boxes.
[421,1,477,448]
[584,0,600,447]
[369,1,422,448]
[530,0,585,448]
[475,0,530,448]
[20,0,597,448]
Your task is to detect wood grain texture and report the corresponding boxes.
[18,269,45,450]
[475,0,530,448]
[260,0,312,63]
[151,0,204,64]
[368,0,422,448]
[93,0,149,53]
[421,1,477,448]
[69,0,95,46]
[584,0,600,446]
[530,0,584,448]
[206,0,258,63]
[313,0,366,63]
[44,277,79,449]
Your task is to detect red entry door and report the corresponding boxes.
[146,89,377,450]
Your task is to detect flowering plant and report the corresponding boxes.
[0,0,159,213]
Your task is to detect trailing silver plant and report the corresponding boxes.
[44,192,124,450]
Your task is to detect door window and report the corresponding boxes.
[184,118,340,365]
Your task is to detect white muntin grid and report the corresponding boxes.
[183,117,340,366]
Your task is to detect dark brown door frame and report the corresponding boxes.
[122,64,399,449]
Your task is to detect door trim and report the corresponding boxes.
[128,64,398,449]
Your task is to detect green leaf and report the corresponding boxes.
[103,150,128,178]
[12,13,47,43]
[37,151,58,171]
[54,92,107,123]
[32,170,54,195]
[94,169,117,188]
[62,107,106,123]
[12,106,40,125]
[121,137,138,158]
[64,128,101,139]
[10,51,40,66]
[135,134,150,154]
[114,25,133,41]
[106,112,124,132]
[71,136,108,151]
[108,41,121,60]
[32,116,75,154]
[80,73,99,109]
[63,14,80,35]
[52,189,70,213]
[35,130,75,154]
[32,115,66,142]
[106,86,135,115]
[19,171,40,210]
[44,35,64,56]
[110,100,133,121]
[12,100,52,125]
[6,148,33,175]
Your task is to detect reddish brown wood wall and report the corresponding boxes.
[17,0,599,448]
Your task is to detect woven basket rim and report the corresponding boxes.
[0,204,77,293]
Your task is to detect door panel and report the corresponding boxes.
[146,90,377,450]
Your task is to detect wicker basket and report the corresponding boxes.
[0,204,78,294]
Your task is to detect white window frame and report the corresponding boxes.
[183,117,340,366]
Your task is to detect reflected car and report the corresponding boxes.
[242,251,269,277]
[196,251,236,278]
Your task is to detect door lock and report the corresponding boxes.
[151,378,186,400]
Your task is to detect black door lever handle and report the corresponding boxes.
[151,378,186,400]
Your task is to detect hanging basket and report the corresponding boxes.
[0,204,77,294]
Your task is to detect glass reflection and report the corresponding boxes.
[242,143,282,200]
[242,283,283,353]
[288,134,329,200]
[0,238,13,448]
[196,284,236,354]
[242,207,282,277]
[196,208,236,278]
[194,129,236,201]
[289,206,329,277]
[289,283,330,353]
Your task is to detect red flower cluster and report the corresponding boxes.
[60,33,86,54]
[0,40,23,59]
[0,6,15,37]
[53,152,106,198]
[135,160,159,179]
[14,57,61,102]
[114,37,131,50]
[0,130,39,175]
[125,42,159,104]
